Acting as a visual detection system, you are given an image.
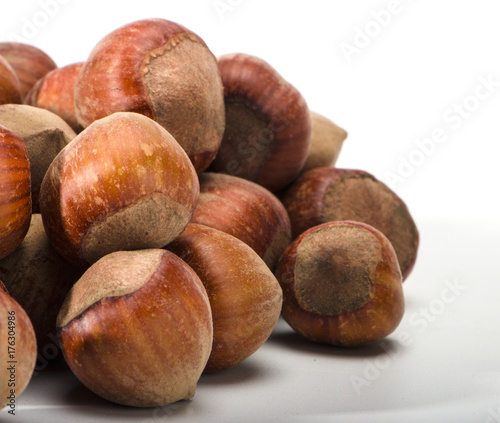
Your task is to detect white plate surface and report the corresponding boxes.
[10,218,500,423]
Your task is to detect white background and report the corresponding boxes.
[1,0,499,222]
[1,1,499,422]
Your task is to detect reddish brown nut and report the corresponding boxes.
[0,55,22,105]
[191,172,291,271]
[281,167,419,280]
[301,111,347,173]
[0,214,84,353]
[0,104,77,213]
[26,62,84,133]
[0,283,37,410]
[0,42,57,101]
[168,223,282,372]
[57,249,213,407]
[0,125,31,260]
[275,221,404,347]
[74,18,225,173]
[39,112,199,266]
[208,53,312,192]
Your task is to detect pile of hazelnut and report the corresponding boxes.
[0,18,418,409]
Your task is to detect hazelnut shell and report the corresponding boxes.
[57,249,213,407]
[275,220,405,347]
[74,18,225,173]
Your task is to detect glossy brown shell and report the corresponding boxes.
[74,18,225,173]
[0,42,57,100]
[281,167,419,280]
[26,62,84,133]
[0,56,22,105]
[210,53,312,192]
[0,124,31,259]
[39,112,199,266]
[191,172,292,271]
[275,220,404,347]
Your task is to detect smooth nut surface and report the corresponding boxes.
[26,62,84,133]
[0,42,57,100]
[192,172,291,271]
[0,55,21,105]
[57,249,213,407]
[74,18,225,173]
[209,53,311,192]
[0,124,31,259]
[168,223,283,371]
[40,112,199,266]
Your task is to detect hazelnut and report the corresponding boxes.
[0,284,37,410]
[191,172,292,271]
[0,104,77,213]
[0,55,21,105]
[301,111,347,173]
[39,112,199,266]
[0,124,31,260]
[168,223,282,372]
[57,249,213,407]
[26,62,84,133]
[281,167,419,280]
[0,214,84,352]
[208,53,312,192]
[0,42,57,101]
[275,220,405,347]
[74,18,225,173]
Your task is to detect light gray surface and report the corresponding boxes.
[12,218,500,422]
